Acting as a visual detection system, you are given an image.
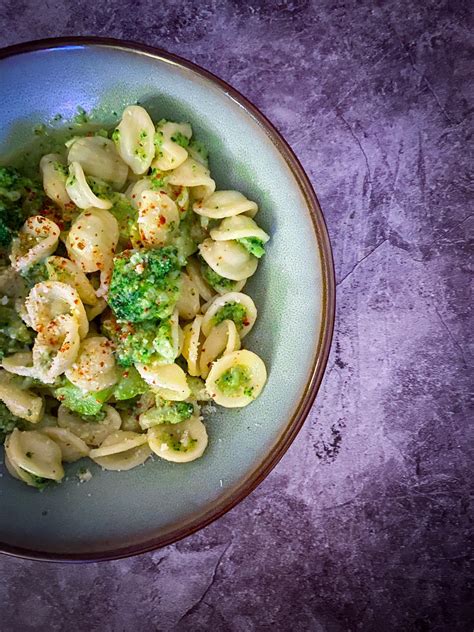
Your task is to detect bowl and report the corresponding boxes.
[0,37,335,561]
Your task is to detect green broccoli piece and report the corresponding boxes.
[108,247,182,323]
[0,167,45,251]
[0,401,25,443]
[54,379,113,418]
[187,376,211,401]
[170,131,190,148]
[216,365,252,397]
[114,367,148,400]
[103,315,177,367]
[87,177,113,201]
[108,193,140,245]
[237,237,266,258]
[213,302,248,330]
[139,397,194,429]
[28,473,54,491]
[199,257,241,294]
[0,305,33,359]
[20,261,49,289]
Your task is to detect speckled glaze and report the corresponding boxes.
[0,40,334,559]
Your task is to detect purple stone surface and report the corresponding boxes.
[0,1,471,630]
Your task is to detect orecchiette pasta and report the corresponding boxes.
[152,121,192,171]
[10,216,60,272]
[182,315,203,377]
[113,105,155,174]
[32,314,80,383]
[0,103,269,489]
[25,281,89,339]
[65,336,118,393]
[206,350,267,408]
[199,319,241,379]
[67,136,128,190]
[201,292,257,339]
[193,190,258,219]
[66,209,119,295]
[147,417,208,463]
[0,370,44,423]
[137,190,179,247]
[89,430,152,471]
[199,238,258,281]
[57,404,122,447]
[66,161,112,210]
[46,256,98,306]
[39,154,71,208]
[167,158,215,200]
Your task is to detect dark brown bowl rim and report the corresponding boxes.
[0,36,336,563]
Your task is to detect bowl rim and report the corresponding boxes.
[0,36,336,563]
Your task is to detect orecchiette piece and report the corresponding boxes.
[182,315,203,377]
[201,292,257,339]
[0,370,44,423]
[167,158,215,200]
[199,238,258,281]
[66,209,119,296]
[66,161,112,210]
[4,438,39,487]
[40,427,90,463]
[57,404,122,447]
[175,272,200,320]
[206,350,267,408]
[67,136,128,190]
[199,319,241,379]
[186,258,215,302]
[147,417,208,463]
[89,430,151,471]
[137,190,179,247]
[32,314,81,384]
[125,177,152,208]
[39,154,71,208]
[10,216,60,272]
[46,256,98,306]
[113,105,155,174]
[7,428,64,481]
[65,336,118,393]
[1,352,37,378]
[25,280,89,339]
[136,362,191,401]
[193,190,258,219]
[152,121,192,171]
[210,214,270,243]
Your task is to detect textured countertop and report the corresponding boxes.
[0,1,471,630]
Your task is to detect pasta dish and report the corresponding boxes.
[0,105,269,488]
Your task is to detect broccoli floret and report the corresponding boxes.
[0,401,25,443]
[213,302,248,330]
[28,473,54,491]
[54,379,113,418]
[237,237,265,258]
[139,397,194,429]
[103,315,177,367]
[108,247,182,323]
[87,177,113,202]
[216,365,252,397]
[170,131,190,148]
[114,367,148,400]
[0,305,33,359]
[0,167,45,251]
[199,257,241,294]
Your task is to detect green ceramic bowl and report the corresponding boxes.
[0,38,335,561]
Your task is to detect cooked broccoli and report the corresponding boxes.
[103,315,177,367]
[87,177,113,202]
[213,302,248,330]
[0,401,25,443]
[0,166,45,251]
[199,257,241,294]
[20,261,49,289]
[216,365,252,397]
[139,397,194,429]
[237,237,266,258]
[108,193,140,246]
[187,376,211,401]
[54,378,113,418]
[170,131,190,148]
[0,304,33,359]
[28,473,54,491]
[108,247,182,322]
[114,367,148,400]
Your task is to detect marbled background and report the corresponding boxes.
[0,1,472,630]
